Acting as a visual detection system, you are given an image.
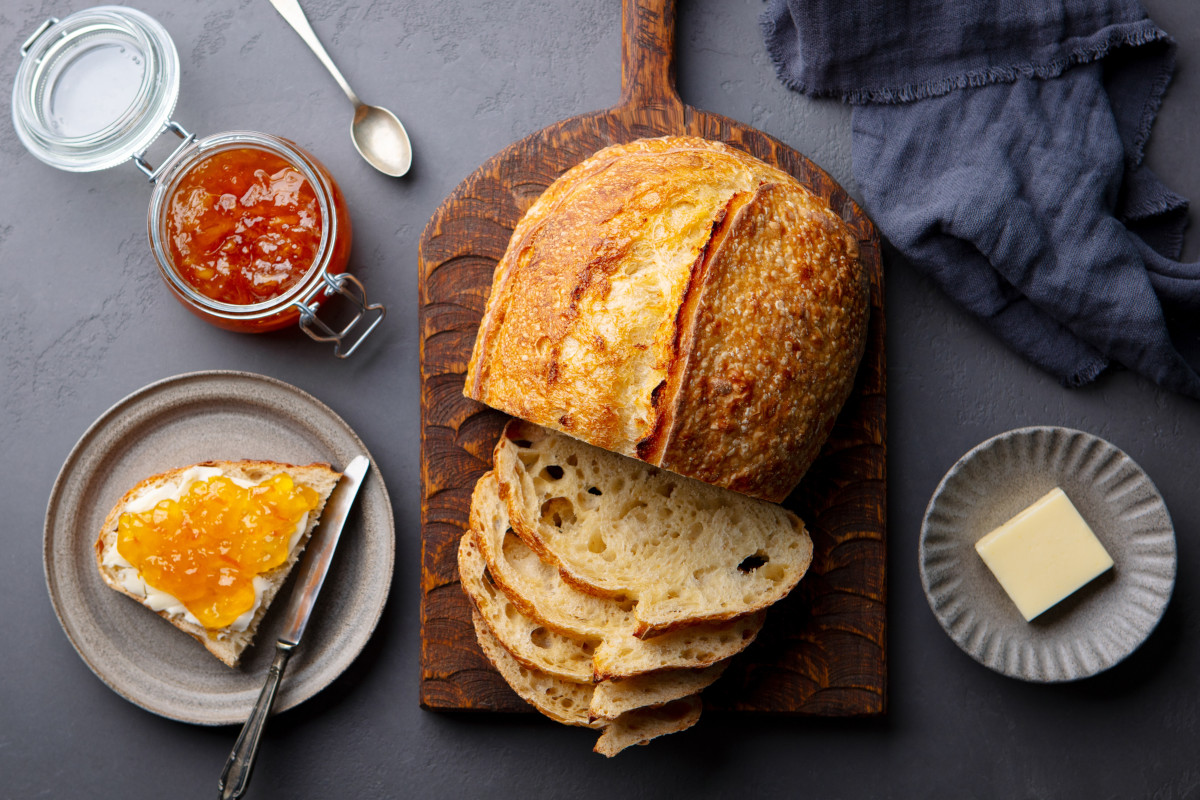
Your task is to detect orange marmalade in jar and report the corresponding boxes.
[166,148,325,307]
[148,132,357,335]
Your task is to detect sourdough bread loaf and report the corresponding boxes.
[464,136,868,501]
[471,471,764,679]
[494,420,813,638]
[95,460,341,667]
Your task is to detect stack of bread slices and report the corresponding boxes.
[458,420,814,756]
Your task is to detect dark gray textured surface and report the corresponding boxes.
[2,1,1198,797]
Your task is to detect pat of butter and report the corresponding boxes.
[974,488,1113,621]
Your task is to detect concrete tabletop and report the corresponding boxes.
[3,1,1198,797]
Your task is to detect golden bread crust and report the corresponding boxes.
[464,136,867,501]
[660,181,868,500]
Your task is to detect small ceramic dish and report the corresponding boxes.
[919,426,1175,682]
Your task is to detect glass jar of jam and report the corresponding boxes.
[147,131,366,338]
[11,6,385,356]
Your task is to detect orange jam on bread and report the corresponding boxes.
[165,148,322,305]
[116,474,320,629]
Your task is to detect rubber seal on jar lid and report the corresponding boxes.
[11,6,180,172]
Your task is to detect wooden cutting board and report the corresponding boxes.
[418,0,886,716]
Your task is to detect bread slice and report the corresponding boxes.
[95,460,342,667]
[472,609,596,727]
[588,660,726,722]
[592,697,703,758]
[458,529,593,682]
[464,136,868,502]
[471,471,764,679]
[460,527,726,689]
[470,610,703,756]
[460,531,725,713]
[494,420,813,637]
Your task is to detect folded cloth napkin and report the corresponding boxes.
[762,0,1200,396]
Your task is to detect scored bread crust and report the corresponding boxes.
[470,471,764,680]
[494,420,814,638]
[464,135,868,502]
[469,610,704,756]
[94,460,342,668]
[657,180,867,499]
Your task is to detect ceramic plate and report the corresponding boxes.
[919,426,1175,682]
[44,371,394,724]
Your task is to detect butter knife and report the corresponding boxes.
[218,454,370,800]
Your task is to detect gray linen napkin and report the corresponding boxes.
[763,0,1200,396]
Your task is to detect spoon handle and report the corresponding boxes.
[268,0,362,107]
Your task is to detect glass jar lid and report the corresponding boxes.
[11,6,179,172]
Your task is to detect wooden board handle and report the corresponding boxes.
[620,0,681,109]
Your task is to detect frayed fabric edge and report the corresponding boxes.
[1064,355,1111,388]
[1127,39,1176,166]
[761,15,1172,106]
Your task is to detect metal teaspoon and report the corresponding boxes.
[268,0,413,177]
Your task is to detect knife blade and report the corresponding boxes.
[277,454,370,646]
[218,454,371,800]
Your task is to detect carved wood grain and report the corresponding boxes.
[419,0,886,717]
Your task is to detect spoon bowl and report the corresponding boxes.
[270,0,412,177]
[352,104,412,177]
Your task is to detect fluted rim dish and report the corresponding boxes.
[919,426,1175,682]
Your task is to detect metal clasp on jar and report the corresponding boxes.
[294,272,386,358]
[20,17,58,56]
[132,122,197,182]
